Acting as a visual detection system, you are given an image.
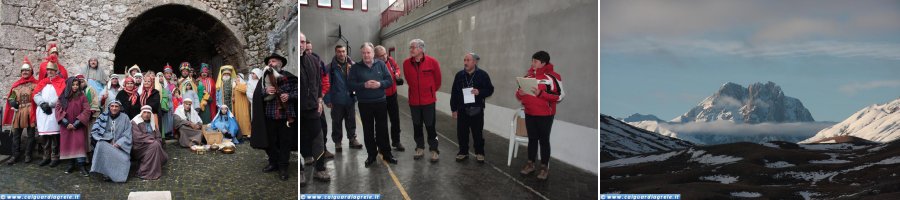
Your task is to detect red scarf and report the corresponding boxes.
[141,78,155,106]
[3,76,37,125]
[124,77,138,105]
[29,75,66,123]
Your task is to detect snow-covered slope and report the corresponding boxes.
[672,82,814,124]
[627,120,704,144]
[801,98,900,143]
[601,114,693,160]
[622,113,664,122]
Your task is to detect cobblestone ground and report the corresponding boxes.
[0,140,299,199]
[300,97,598,200]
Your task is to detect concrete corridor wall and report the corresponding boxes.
[300,0,598,174]
[380,0,598,174]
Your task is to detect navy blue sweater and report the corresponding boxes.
[349,60,393,103]
[450,67,494,112]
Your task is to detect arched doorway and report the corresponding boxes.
[112,4,245,77]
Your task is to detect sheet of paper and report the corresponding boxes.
[463,87,476,103]
[517,77,538,96]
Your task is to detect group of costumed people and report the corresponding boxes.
[1,41,287,181]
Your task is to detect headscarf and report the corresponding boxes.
[247,68,262,102]
[215,65,235,89]
[58,77,80,108]
[140,75,155,106]
[174,98,201,123]
[123,76,138,105]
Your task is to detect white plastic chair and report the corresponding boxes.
[507,108,528,166]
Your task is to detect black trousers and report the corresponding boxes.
[358,101,392,160]
[320,112,328,149]
[330,103,357,143]
[10,127,36,158]
[525,115,554,165]
[386,94,402,146]
[457,111,485,155]
[297,112,326,171]
[410,103,438,152]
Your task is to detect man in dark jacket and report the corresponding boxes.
[350,42,398,167]
[326,45,363,152]
[450,53,493,163]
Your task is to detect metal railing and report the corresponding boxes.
[380,0,429,28]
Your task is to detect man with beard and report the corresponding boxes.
[251,50,303,182]
[82,57,107,85]
[4,56,38,165]
[130,105,168,180]
[90,100,132,182]
[172,98,203,147]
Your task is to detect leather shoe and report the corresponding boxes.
[383,157,398,164]
[364,158,376,168]
[262,164,278,173]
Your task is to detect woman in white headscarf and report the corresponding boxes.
[246,68,262,117]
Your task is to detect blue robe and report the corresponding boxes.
[90,111,133,183]
[209,110,240,144]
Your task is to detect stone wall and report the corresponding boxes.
[0,0,298,97]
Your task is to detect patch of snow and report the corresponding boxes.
[689,153,742,165]
[774,171,838,185]
[797,191,820,200]
[601,151,682,167]
[809,153,851,164]
[876,156,900,165]
[761,142,780,148]
[798,143,870,151]
[765,160,795,168]
[730,192,762,198]
[867,144,887,152]
[700,175,739,184]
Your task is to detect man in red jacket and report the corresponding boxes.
[515,51,564,181]
[375,45,405,152]
[402,39,442,162]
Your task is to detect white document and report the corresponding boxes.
[462,87,475,103]
[517,77,539,96]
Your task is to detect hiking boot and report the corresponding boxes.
[314,170,331,182]
[299,170,307,187]
[304,157,314,165]
[393,143,406,152]
[537,164,549,180]
[520,161,536,175]
[48,160,60,167]
[455,154,468,162]
[414,148,424,160]
[430,151,439,163]
[323,150,334,159]
[349,139,363,149]
[5,156,18,165]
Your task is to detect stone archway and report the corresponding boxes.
[111,3,246,76]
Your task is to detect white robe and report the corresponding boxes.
[33,86,61,135]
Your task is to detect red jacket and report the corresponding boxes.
[403,54,442,106]
[383,57,400,96]
[516,63,564,116]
